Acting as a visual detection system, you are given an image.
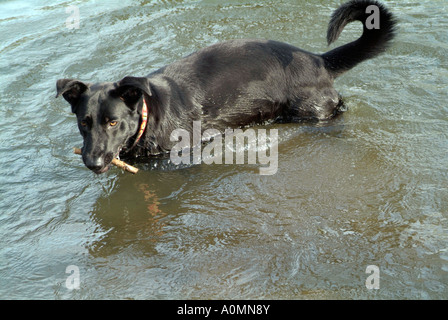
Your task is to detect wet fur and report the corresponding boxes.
[56,0,396,174]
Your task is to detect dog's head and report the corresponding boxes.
[56,76,151,174]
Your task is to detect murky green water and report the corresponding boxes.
[1,0,447,299]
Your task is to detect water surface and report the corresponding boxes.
[0,0,447,299]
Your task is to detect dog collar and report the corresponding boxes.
[136,98,148,144]
[128,98,148,151]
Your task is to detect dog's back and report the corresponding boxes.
[148,39,331,126]
[146,0,396,127]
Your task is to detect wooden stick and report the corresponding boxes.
[73,148,139,174]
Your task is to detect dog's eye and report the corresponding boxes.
[80,120,87,127]
[109,120,118,127]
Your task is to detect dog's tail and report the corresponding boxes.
[322,0,397,78]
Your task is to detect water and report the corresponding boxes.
[1,0,447,299]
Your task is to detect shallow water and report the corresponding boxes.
[1,0,447,299]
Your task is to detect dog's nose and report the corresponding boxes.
[84,157,104,173]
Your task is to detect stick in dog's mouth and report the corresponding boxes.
[73,148,139,174]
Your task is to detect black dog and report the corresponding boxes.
[56,0,396,174]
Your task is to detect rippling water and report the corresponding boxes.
[1,0,447,299]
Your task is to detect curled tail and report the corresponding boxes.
[322,0,397,78]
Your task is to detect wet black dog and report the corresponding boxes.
[56,0,396,174]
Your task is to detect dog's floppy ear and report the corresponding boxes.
[113,76,152,109]
[56,79,89,113]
